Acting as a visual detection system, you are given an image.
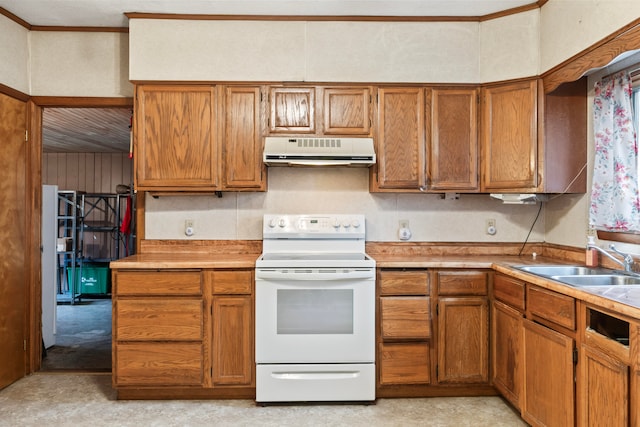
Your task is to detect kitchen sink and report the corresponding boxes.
[551,274,640,287]
[515,265,612,277]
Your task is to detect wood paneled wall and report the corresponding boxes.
[43,152,133,192]
[43,152,134,261]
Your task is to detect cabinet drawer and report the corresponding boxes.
[437,270,488,296]
[494,274,525,311]
[209,270,253,295]
[114,342,203,386]
[381,297,431,339]
[115,299,203,340]
[379,342,430,385]
[527,285,576,331]
[115,271,202,296]
[379,270,429,295]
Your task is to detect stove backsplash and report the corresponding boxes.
[144,167,553,243]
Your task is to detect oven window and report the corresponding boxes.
[277,289,354,334]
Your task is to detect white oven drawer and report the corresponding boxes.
[256,363,375,402]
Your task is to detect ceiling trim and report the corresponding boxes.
[30,26,128,33]
[0,6,30,29]
[125,12,481,23]
[1,1,544,32]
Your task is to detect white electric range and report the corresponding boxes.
[255,214,376,403]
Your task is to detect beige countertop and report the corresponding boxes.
[110,251,640,319]
[109,253,259,269]
[375,253,640,319]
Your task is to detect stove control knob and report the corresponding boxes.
[278,218,286,228]
[332,219,341,229]
[268,218,277,228]
[351,219,361,229]
[342,221,351,229]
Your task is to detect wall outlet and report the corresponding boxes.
[398,220,411,240]
[185,219,195,236]
[486,218,497,235]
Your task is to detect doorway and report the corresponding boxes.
[39,106,134,372]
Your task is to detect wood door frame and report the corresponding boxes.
[24,96,133,373]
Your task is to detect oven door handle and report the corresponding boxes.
[255,270,374,281]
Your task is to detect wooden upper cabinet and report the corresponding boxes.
[135,85,218,190]
[269,87,315,134]
[427,88,479,191]
[373,87,426,190]
[322,87,372,135]
[222,86,265,190]
[481,80,538,192]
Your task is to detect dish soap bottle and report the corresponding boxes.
[586,236,598,267]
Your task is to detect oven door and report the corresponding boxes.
[255,269,375,364]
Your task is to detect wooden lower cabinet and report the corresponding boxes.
[522,319,575,427]
[378,269,431,389]
[112,270,205,388]
[112,268,255,398]
[491,300,523,408]
[436,270,489,385]
[210,269,254,387]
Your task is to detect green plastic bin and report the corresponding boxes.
[67,264,110,294]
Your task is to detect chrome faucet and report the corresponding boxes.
[586,243,635,272]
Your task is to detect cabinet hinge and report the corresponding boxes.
[436,303,439,316]
[573,347,578,365]
[24,340,27,351]
[25,130,28,142]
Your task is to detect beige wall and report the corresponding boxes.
[130,19,499,83]
[479,10,539,81]
[30,31,132,97]
[145,168,545,242]
[540,0,640,73]
[0,14,29,94]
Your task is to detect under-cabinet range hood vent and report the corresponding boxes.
[490,194,550,204]
[263,137,376,167]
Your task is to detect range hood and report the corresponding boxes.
[263,137,376,167]
[490,194,550,204]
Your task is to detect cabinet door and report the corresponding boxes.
[136,85,217,190]
[491,300,523,409]
[481,80,538,192]
[427,88,478,191]
[374,87,425,190]
[211,296,254,386]
[223,86,265,190]
[437,297,489,384]
[269,87,315,134]
[522,319,575,427]
[579,345,629,427]
[322,87,371,135]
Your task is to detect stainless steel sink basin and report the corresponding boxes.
[551,274,640,287]
[515,265,612,277]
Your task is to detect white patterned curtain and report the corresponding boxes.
[589,71,640,232]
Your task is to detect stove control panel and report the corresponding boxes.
[263,214,365,238]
